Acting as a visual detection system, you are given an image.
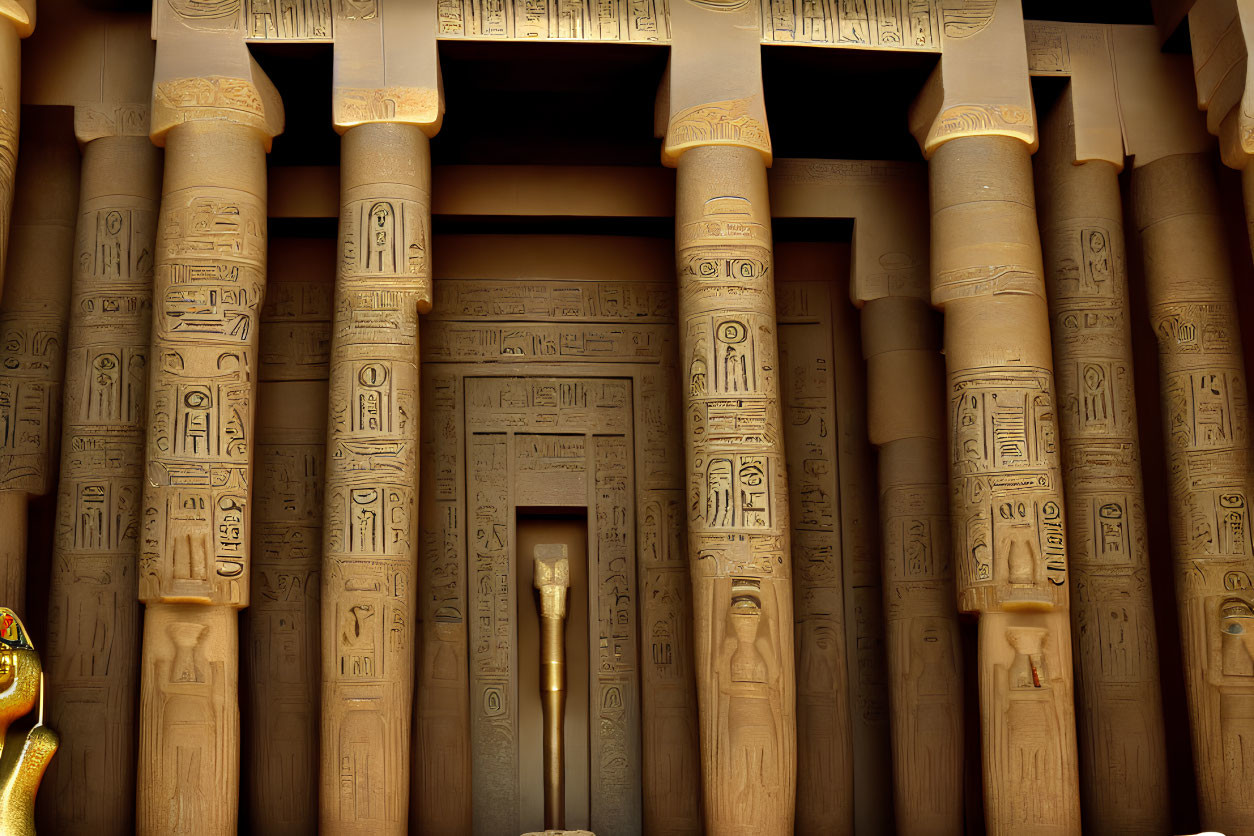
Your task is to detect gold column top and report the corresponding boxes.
[533,544,570,620]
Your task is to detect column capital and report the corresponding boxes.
[0,1,33,38]
[1188,0,1254,167]
[658,1,769,167]
[149,2,284,148]
[1025,21,1124,168]
[908,0,1035,158]
[1111,25,1212,168]
[332,0,443,135]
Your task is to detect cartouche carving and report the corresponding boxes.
[320,122,429,832]
[927,133,1081,834]
[1132,151,1254,834]
[0,111,79,613]
[0,608,59,836]
[41,132,160,836]
[1035,88,1170,835]
[136,51,282,831]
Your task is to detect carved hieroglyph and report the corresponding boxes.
[775,272,854,835]
[137,86,279,830]
[246,241,333,834]
[1035,89,1171,835]
[320,122,430,833]
[0,109,79,613]
[928,135,1081,834]
[40,133,160,836]
[1132,152,1254,835]
[675,146,796,836]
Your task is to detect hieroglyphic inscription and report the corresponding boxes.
[467,428,514,834]
[260,279,334,381]
[431,0,978,48]
[434,0,670,41]
[321,124,430,832]
[949,367,1067,608]
[677,147,795,835]
[246,0,333,38]
[776,281,853,834]
[1036,102,1169,832]
[246,271,331,833]
[416,370,471,835]
[43,136,159,836]
[1136,154,1254,828]
[634,363,700,834]
[140,187,266,605]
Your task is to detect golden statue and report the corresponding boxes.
[0,608,58,836]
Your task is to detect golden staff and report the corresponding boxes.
[533,544,571,830]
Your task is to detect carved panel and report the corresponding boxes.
[141,187,267,606]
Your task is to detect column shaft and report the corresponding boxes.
[676,144,795,836]
[321,121,429,834]
[1035,97,1170,835]
[0,111,79,611]
[41,134,160,835]
[1133,152,1254,834]
[929,135,1081,835]
[137,119,269,835]
[863,295,964,836]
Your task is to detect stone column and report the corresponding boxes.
[861,289,964,835]
[319,120,431,835]
[926,132,1081,836]
[675,140,794,836]
[136,62,282,833]
[246,239,333,834]
[41,125,160,835]
[1131,152,1254,834]
[326,11,442,828]
[909,4,1081,831]
[663,7,794,830]
[1034,87,1171,835]
[0,3,34,299]
[0,109,79,611]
